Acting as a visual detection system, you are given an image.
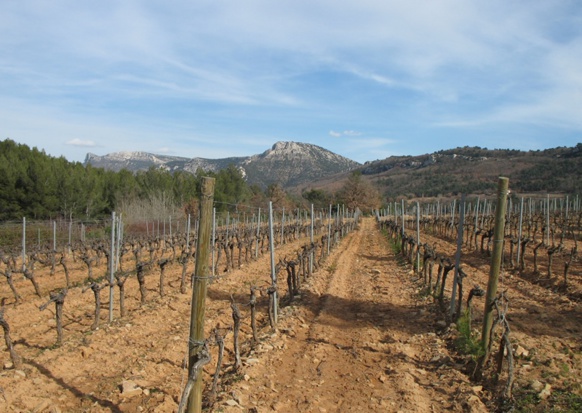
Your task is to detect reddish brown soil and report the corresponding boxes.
[0,217,580,412]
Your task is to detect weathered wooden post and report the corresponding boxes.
[450,194,465,318]
[480,177,509,367]
[109,211,116,323]
[22,217,26,272]
[186,177,215,413]
[268,201,278,325]
[415,201,420,274]
[327,204,332,255]
[310,203,314,275]
[255,208,261,259]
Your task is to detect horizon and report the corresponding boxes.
[9,138,581,167]
[2,1,582,164]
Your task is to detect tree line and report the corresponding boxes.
[0,139,381,222]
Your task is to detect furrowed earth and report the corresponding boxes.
[0,217,580,412]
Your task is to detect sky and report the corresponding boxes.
[1,1,582,164]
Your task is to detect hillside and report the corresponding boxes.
[292,144,582,198]
[85,141,360,189]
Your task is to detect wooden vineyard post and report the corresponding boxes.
[415,201,420,275]
[310,203,314,275]
[186,177,215,413]
[450,194,465,319]
[22,217,26,272]
[256,208,261,259]
[268,201,278,326]
[327,205,332,256]
[479,177,509,369]
[109,211,116,323]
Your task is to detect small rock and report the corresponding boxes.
[539,384,552,400]
[245,358,260,365]
[120,380,142,397]
[14,370,26,378]
[514,345,529,358]
[436,320,448,328]
[3,361,13,369]
[225,399,239,407]
[21,396,48,411]
[464,395,488,413]
[372,269,381,275]
[81,347,93,359]
[471,385,483,394]
[152,394,178,412]
[531,380,544,392]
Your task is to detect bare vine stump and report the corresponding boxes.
[136,262,148,305]
[1,269,22,304]
[115,272,131,318]
[231,300,242,371]
[208,326,226,406]
[58,254,71,289]
[438,260,455,302]
[250,286,258,344]
[533,241,544,273]
[547,245,562,278]
[285,260,294,301]
[454,267,468,320]
[81,254,96,279]
[39,289,68,347]
[179,252,190,294]
[157,258,169,298]
[563,246,578,288]
[23,268,42,297]
[466,286,485,331]
[84,282,106,330]
[519,238,530,271]
[0,301,22,369]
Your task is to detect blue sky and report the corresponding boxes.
[1,1,581,164]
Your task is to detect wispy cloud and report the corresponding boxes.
[330,130,362,138]
[1,0,581,163]
[66,139,96,147]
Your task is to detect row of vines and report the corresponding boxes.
[377,192,580,404]
[0,203,360,410]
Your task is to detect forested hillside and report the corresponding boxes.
[361,144,582,198]
[0,139,378,222]
[0,139,251,221]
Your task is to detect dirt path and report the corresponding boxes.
[225,217,486,412]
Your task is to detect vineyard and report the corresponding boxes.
[0,189,581,412]
[0,204,360,412]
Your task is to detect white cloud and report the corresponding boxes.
[1,0,581,163]
[66,138,96,147]
[330,130,363,138]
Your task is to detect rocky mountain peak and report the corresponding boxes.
[85,141,360,189]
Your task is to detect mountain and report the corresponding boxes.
[291,144,582,197]
[84,141,360,189]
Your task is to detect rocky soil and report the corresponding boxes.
[0,217,580,412]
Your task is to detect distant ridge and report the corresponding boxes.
[293,143,582,197]
[85,141,360,189]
